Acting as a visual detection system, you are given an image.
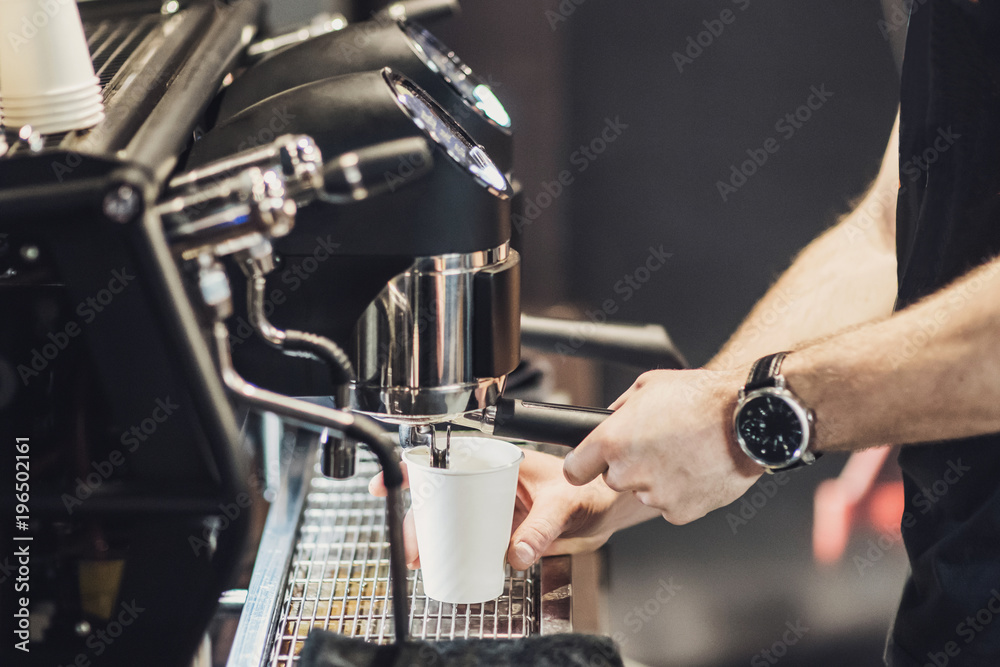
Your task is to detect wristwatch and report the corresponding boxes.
[733,351,818,472]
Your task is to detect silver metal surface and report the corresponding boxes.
[261,412,283,502]
[241,242,287,347]
[220,589,250,613]
[210,318,413,645]
[451,404,498,435]
[168,135,323,204]
[160,167,297,259]
[430,424,450,468]
[266,455,548,666]
[350,245,517,423]
[228,434,314,667]
[398,423,436,450]
[246,12,347,60]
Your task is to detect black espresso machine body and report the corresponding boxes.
[0,2,265,665]
[215,17,514,174]
[0,3,631,664]
[186,70,521,421]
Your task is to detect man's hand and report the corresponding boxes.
[368,448,658,571]
[505,449,653,569]
[563,368,764,524]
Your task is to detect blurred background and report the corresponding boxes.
[273,1,908,665]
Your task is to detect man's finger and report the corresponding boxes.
[608,386,635,411]
[609,376,645,410]
[368,462,410,498]
[403,509,420,569]
[507,495,573,570]
[562,431,609,486]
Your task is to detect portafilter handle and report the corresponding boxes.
[454,397,613,448]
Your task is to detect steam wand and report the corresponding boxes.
[208,311,411,643]
[237,241,360,478]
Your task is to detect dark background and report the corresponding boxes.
[268,2,908,665]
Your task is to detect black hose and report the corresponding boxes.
[281,328,357,385]
[214,323,408,641]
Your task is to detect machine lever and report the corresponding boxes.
[319,136,433,203]
[521,314,688,370]
[493,398,612,447]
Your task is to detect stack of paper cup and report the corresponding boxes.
[404,437,524,604]
[0,0,104,134]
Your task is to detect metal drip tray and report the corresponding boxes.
[270,458,538,663]
[230,446,571,667]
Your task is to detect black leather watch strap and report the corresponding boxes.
[745,351,789,391]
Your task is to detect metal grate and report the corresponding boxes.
[268,455,539,666]
[2,14,163,149]
[85,15,162,89]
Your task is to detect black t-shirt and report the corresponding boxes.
[891,1,1000,665]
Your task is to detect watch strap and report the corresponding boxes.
[768,450,818,472]
[745,351,789,391]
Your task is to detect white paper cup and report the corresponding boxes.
[0,77,100,105]
[0,0,104,132]
[404,437,524,604]
[1,86,103,111]
[3,96,102,121]
[2,104,103,134]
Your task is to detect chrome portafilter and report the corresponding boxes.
[395,398,614,468]
[398,423,451,469]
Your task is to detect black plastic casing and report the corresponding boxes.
[217,20,514,173]
[186,70,518,397]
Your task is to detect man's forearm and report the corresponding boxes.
[708,115,900,370]
[783,254,1000,451]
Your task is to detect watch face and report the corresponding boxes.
[735,393,805,467]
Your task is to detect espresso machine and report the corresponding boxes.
[0,2,684,665]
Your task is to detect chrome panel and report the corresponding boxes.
[351,246,518,423]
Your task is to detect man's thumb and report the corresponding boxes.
[508,502,569,570]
